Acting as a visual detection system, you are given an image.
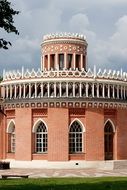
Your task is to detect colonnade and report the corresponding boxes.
[42,53,85,71]
[2,82,127,100]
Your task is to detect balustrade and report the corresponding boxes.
[2,81,127,102]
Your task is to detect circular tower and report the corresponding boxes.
[41,33,87,71]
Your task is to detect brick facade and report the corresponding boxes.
[0,33,127,165]
[0,107,127,161]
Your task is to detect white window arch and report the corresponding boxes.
[34,120,48,153]
[32,119,48,133]
[69,119,85,153]
[104,119,115,133]
[7,120,15,153]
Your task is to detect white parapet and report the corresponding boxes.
[2,68,127,82]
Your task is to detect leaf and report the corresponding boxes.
[0,0,19,50]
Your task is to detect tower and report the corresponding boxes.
[41,33,87,71]
[1,32,127,168]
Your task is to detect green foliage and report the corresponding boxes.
[0,177,127,190]
[0,0,19,49]
[0,76,3,82]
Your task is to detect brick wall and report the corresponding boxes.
[1,107,127,162]
[15,108,32,161]
[85,108,104,160]
[117,109,127,159]
[48,108,69,161]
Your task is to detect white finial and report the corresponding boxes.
[94,65,96,79]
[121,68,123,78]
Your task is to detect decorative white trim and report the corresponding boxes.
[2,68,127,83]
[32,118,48,133]
[104,119,115,133]
[69,118,85,132]
[43,32,86,41]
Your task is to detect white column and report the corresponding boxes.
[81,54,83,70]
[14,85,17,99]
[113,85,115,98]
[9,85,12,99]
[86,83,88,97]
[73,83,75,97]
[92,83,94,98]
[108,84,110,98]
[29,83,31,98]
[64,52,67,69]
[48,54,50,71]
[73,53,76,70]
[48,83,50,97]
[19,84,22,98]
[35,83,37,98]
[79,82,82,97]
[59,82,62,97]
[97,84,99,98]
[102,84,105,98]
[23,84,26,98]
[117,85,119,99]
[66,82,68,97]
[41,83,43,97]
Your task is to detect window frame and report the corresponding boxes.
[35,122,48,153]
[69,121,84,154]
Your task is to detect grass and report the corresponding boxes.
[0,177,127,190]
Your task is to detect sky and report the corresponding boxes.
[1,0,127,75]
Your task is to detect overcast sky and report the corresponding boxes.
[1,0,127,75]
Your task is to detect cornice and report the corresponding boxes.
[3,99,127,110]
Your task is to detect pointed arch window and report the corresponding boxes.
[104,120,114,160]
[35,121,47,153]
[69,121,83,153]
[7,121,15,153]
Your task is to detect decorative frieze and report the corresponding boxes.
[4,100,127,110]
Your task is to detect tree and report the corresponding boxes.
[0,0,19,49]
[0,76,3,82]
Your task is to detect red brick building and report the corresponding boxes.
[0,33,127,169]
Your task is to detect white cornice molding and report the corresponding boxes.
[43,32,86,41]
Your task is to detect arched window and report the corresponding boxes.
[104,120,115,160]
[35,122,47,153]
[69,121,83,153]
[7,121,15,153]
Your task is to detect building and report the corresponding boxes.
[0,33,127,169]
